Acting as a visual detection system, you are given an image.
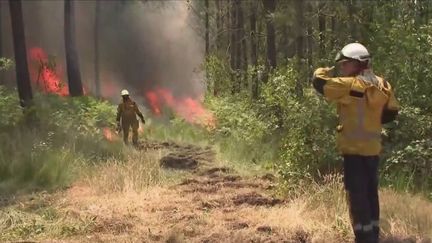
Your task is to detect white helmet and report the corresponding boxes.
[121,89,129,96]
[335,43,371,63]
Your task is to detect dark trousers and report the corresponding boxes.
[122,120,139,145]
[343,155,380,243]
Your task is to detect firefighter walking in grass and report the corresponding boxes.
[116,89,145,146]
[312,43,400,243]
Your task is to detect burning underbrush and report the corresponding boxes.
[145,87,215,130]
[29,47,69,96]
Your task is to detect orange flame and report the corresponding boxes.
[145,87,215,129]
[100,75,121,99]
[28,47,90,96]
[145,91,161,116]
[29,47,69,96]
[138,125,144,134]
[103,127,115,142]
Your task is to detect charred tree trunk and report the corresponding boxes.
[64,0,83,96]
[318,2,326,57]
[94,0,100,97]
[250,0,258,99]
[9,0,33,107]
[262,0,277,71]
[205,0,210,56]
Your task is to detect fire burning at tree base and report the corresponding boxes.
[29,47,69,96]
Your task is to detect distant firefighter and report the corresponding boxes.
[116,89,145,146]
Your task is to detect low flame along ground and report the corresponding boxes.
[25,47,216,141]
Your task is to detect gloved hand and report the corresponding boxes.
[313,66,335,79]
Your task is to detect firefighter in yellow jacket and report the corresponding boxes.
[312,43,400,243]
[116,89,145,146]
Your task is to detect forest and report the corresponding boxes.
[0,0,431,242]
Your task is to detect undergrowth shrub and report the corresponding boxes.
[0,88,123,193]
[261,65,339,181]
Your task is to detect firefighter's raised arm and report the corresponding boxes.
[312,66,353,102]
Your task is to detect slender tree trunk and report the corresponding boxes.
[286,26,296,58]
[237,0,247,91]
[306,2,313,70]
[64,0,83,96]
[205,0,209,56]
[262,0,277,71]
[250,0,258,99]
[347,0,358,41]
[330,5,336,50]
[318,2,326,57]
[229,0,238,93]
[0,2,2,59]
[294,0,304,97]
[0,2,4,85]
[94,0,100,97]
[295,0,304,59]
[215,0,220,51]
[9,0,33,107]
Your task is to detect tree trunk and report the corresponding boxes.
[294,0,304,97]
[229,0,237,93]
[0,2,4,85]
[318,1,326,57]
[94,0,100,97]
[64,0,83,96]
[262,0,277,71]
[250,0,258,99]
[237,0,247,91]
[9,0,33,107]
[347,0,358,41]
[295,0,304,59]
[306,2,313,70]
[205,0,209,56]
[215,0,220,51]
[330,1,336,50]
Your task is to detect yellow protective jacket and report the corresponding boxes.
[312,67,400,156]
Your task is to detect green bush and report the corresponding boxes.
[0,58,14,71]
[261,66,339,180]
[0,90,124,193]
[367,8,432,110]
[381,107,432,193]
[204,54,234,96]
[0,87,23,130]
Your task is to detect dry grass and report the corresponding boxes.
[56,168,432,243]
[2,150,431,242]
[79,148,187,194]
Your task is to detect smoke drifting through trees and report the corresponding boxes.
[0,0,204,104]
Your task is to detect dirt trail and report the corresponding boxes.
[45,142,424,243]
[59,141,308,243]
